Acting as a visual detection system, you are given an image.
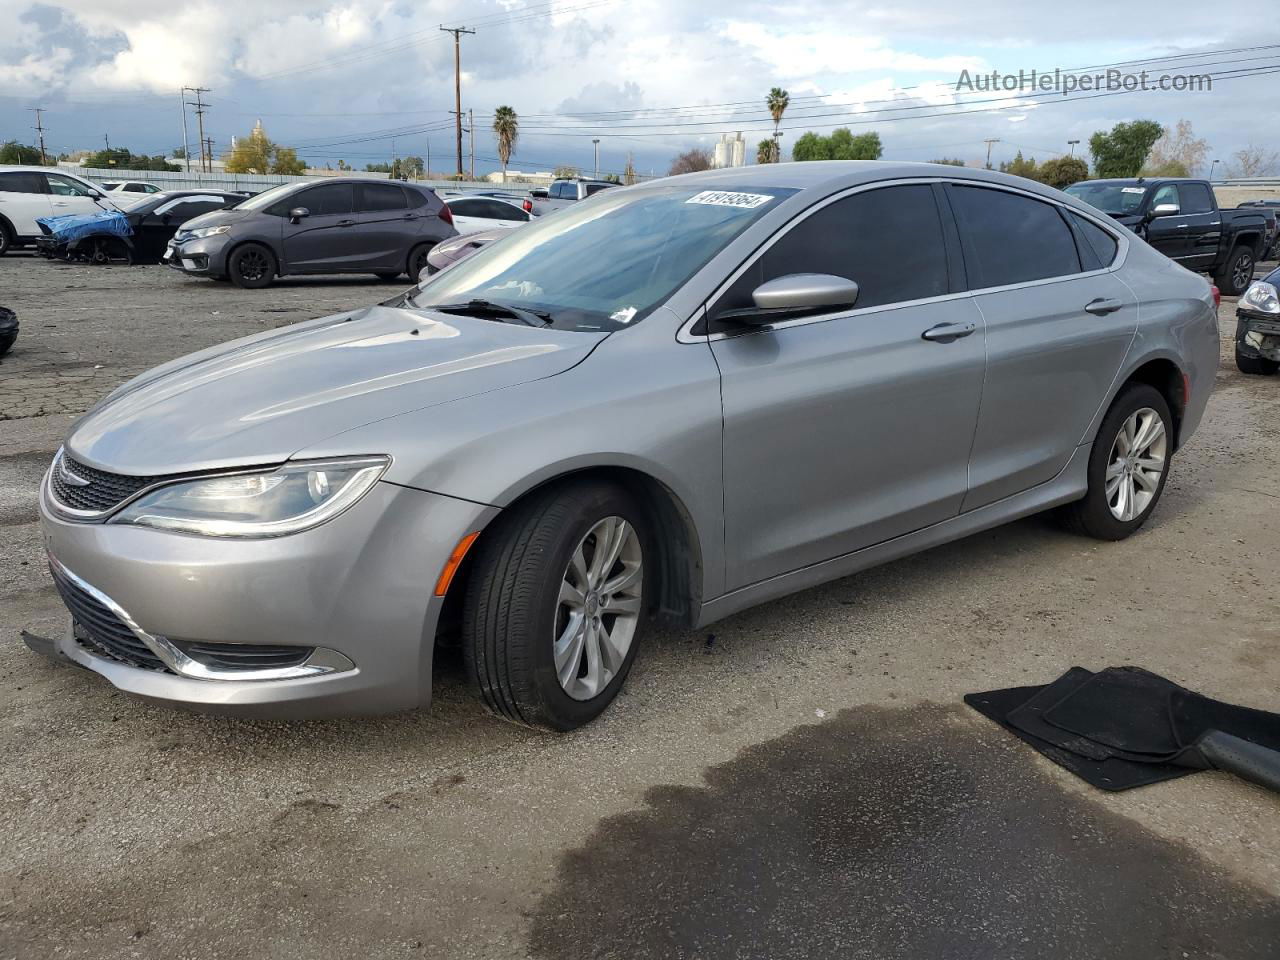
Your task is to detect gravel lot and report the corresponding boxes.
[1,255,1279,959]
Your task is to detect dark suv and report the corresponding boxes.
[168,178,457,288]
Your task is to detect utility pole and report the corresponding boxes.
[593,138,600,179]
[179,90,191,172]
[184,87,211,173]
[468,108,475,180]
[983,138,1000,169]
[1067,139,1080,157]
[203,137,214,173]
[440,25,475,177]
[29,108,48,166]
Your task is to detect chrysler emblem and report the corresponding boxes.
[59,458,91,487]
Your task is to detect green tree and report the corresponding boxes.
[553,164,580,179]
[225,121,305,175]
[791,128,882,161]
[365,162,393,173]
[766,87,789,161]
[999,150,1040,181]
[403,155,425,178]
[1089,120,1163,179]
[930,157,966,166]
[272,147,304,175]
[1038,155,1089,188]
[492,105,519,183]
[756,139,778,164]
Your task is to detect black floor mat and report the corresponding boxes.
[964,680,1193,791]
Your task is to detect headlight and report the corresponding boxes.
[187,224,231,239]
[1240,281,1280,315]
[112,457,389,538]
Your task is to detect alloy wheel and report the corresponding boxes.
[553,516,643,701]
[240,250,268,281]
[1233,253,1254,292]
[1105,407,1167,522]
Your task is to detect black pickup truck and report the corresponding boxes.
[1064,177,1267,295]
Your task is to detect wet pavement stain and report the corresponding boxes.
[529,704,1280,960]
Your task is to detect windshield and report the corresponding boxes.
[234,182,300,211]
[411,184,796,331]
[1064,182,1147,215]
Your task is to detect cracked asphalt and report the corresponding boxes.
[1,255,1278,959]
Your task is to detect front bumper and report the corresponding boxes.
[167,235,231,276]
[1236,310,1280,362]
[38,476,494,718]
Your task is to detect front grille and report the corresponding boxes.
[50,565,170,672]
[49,454,180,515]
[175,641,314,672]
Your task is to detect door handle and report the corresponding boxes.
[403,213,420,220]
[1084,298,1124,316]
[921,321,976,343]
[337,219,356,227]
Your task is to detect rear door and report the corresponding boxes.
[710,182,986,589]
[355,182,413,270]
[280,183,362,272]
[474,198,528,229]
[0,171,52,236]
[948,183,1138,511]
[1176,182,1222,272]
[447,198,488,235]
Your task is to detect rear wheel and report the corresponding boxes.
[407,244,432,281]
[462,481,649,731]
[1236,348,1280,376]
[228,243,276,289]
[1215,245,1255,297]
[0,221,11,256]
[1060,383,1173,540]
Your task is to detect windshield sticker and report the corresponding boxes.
[1121,187,1146,194]
[685,191,774,209]
[610,306,638,325]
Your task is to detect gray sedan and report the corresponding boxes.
[37,162,1218,729]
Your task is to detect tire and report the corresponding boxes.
[1059,383,1173,541]
[227,243,276,289]
[407,244,432,281]
[462,481,651,731]
[0,220,11,257]
[375,271,403,281]
[1215,245,1256,297]
[1236,348,1280,376]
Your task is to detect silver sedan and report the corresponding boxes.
[37,162,1219,729]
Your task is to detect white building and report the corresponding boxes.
[713,132,746,169]
[485,169,556,186]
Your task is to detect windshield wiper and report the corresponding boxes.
[425,298,554,327]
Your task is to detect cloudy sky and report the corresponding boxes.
[1,0,1277,178]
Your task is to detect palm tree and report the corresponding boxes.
[766,87,789,161]
[492,106,519,183]
[756,139,778,165]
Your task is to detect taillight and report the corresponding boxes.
[522,198,532,213]
[439,204,453,226]
[1211,284,1221,308]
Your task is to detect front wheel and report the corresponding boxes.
[1060,383,1173,541]
[227,243,276,289]
[462,482,649,731]
[407,244,432,281]
[1215,245,1255,297]
[374,271,402,281]
[1236,348,1280,376]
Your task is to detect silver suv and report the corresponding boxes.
[38,162,1218,728]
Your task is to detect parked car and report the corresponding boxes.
[424,227,510,276]
[0,166,121,255]
[34,190,244,264]
[443,195,533,235]
[166,178,456,287]
[36,162,1217,729]
[0,307,16,358]
[1064,177,1267,295]
[529,177,617,214]
[1234,266,1280,375]
[100,180,163,195]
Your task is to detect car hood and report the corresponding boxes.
[1106,212,1144,232]
[67,304,607,475]
[177,207,259,231]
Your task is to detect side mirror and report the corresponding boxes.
[87,190,103,199]
[718,274,861,325]
[289,206,310,224]
[1148,202,1180,221]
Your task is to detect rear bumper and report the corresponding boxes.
[37,477,494,718]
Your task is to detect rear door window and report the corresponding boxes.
[950,185,1081,288]
[357,183,408,212]
[715,183,951,317]
[1176,182,1215,215]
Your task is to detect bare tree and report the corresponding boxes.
[1225,144,1280,179]
[1145,119,1210,177]
[623,152,637,186]
[668,148,713,176]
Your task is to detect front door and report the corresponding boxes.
[945,184,1139,511]
[44,174,102,218]
[709,183,986,591]
[281,182,369,272]
[1144,182,1187,261]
